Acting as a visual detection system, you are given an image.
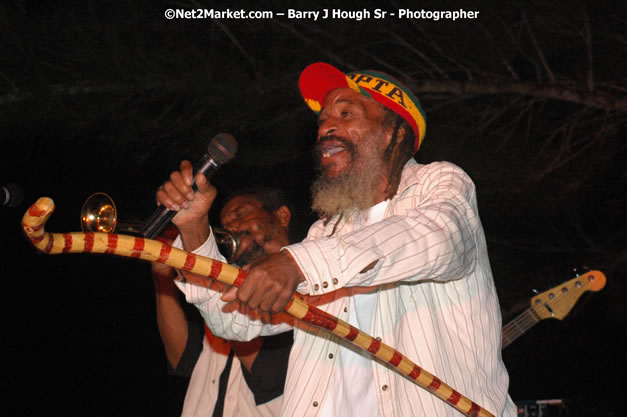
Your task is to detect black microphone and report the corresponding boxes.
[1,183,23,207]
[140,133,238,239]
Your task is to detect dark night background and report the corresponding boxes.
[1,1,625,416]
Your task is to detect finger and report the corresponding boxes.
[195,171,207,189]
[222,301,239,313]
[163,181,190,210]
[271,285,297,313]
[221,286,238,302]
[194,173,218,203]
[235,275,255,305]
[259,293,279,313]
[170,171,195,203]
[156,187,181,211]
[271,295,291,313]
[155,186,165,207]
[245,286,270,311]
[249,308,262,321]
[261,311,273,324]
[236,303,262,321]
[238,302,248,316]
[180,160,194,186]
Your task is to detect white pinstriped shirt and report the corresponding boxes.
[177,159,517,417]
[181,331,282,417]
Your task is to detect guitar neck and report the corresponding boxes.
[502,308,540,349]
[501,270,606,349]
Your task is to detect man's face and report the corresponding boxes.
[219,195,289,265]
[311,88,393,218]
[315,88,391,178]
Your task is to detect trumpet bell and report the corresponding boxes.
[214,227,240,263]
[81,192,118,233]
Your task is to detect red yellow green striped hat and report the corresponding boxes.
[298,62,427,152]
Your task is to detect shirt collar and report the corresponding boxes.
[396,158,419,196]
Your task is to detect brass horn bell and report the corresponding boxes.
[81,192,120,233]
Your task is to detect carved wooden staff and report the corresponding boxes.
[23,197,495,417]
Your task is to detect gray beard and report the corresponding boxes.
[311,139,386,220]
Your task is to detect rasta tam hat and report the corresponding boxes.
[298,62,427,152]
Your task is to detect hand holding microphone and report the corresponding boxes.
[156,160,216,222]
[141,133,237,243]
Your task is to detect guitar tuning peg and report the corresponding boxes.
[572,268,580,277]
[531,288,539,294]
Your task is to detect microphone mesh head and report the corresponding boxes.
[207,133,238,165]
[2,183,23,207]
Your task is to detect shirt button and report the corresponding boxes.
[332,278,338,285]
[343,307,348,312]
[313,401,319,407]
[314,284,320,291]
[328,353,334,359]
[322,281,328,288]
[382,384,389,391]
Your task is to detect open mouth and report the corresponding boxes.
[321,145,345,158]
[318,137,351,160]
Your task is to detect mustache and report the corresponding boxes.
[234,239,266,266]
[232,230,273,244]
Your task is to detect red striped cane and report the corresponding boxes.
[22,197,495,417]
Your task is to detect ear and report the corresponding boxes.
[273,205,291,228]
[395,125,407,145]
[382,120,406,148]
[382,125,394,148]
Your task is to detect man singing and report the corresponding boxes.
[159,62,517,417]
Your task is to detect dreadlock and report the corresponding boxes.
[382,108,416,199]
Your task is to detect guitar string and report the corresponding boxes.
[502,281,590,346]
[502,310,538,345]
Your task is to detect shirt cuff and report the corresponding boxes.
[284,237,342,296]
